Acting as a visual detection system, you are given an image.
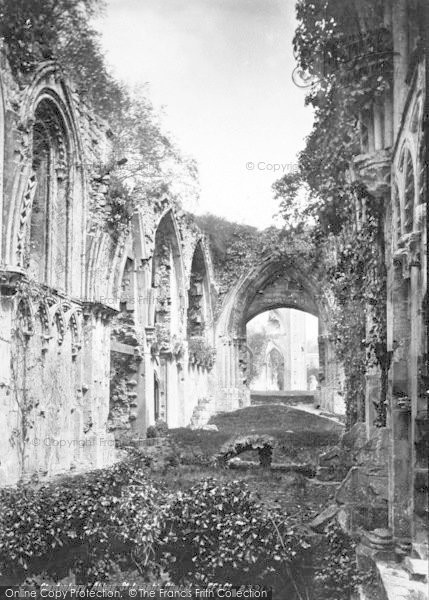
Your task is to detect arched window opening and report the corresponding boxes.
[27,99,69,290]
[152,212,184,347]
[187,242,210,339]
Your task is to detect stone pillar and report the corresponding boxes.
[0,290,19,484]
[81,306,116,468]
[409,256,424,545]
[392,0,409,138]
[389,403,412,545]
[215,333,250,412]
[159,355,168,423]
[373,102,384,150]
[368,107,375,153]
[130,348,146,435]
[144,326,156,427]
[387,264,412,547]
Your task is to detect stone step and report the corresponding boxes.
[251,391,314,406]
[412,542,429,560]
[403,557,428,582]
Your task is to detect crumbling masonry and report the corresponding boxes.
[0,1,427,581]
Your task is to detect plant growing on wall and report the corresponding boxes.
[188,337,216,370]
[269,0,392,428]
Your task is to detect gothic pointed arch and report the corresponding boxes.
[187,239,214,341]
[151,209,186,345]
[402,149,415,234]
[5,63,86,296]
[264,339,285,360]
[215,254,338,412]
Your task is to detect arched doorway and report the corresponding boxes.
[247,308,319,394]
[185,240,216,425]
[215,256,343,414]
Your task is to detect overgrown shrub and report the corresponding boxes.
[0,455,363,598]
[312,522,364,600]
[146,419,169,439]
[0,451,158,583]
[188,337,216,370]
[155,419,169,437]
[146,425,157,439]
[160,478,311,592]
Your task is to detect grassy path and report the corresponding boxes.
[163,403,344,518]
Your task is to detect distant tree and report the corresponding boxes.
[0,0,200,210]
[0,0,128,119]
[111,88,199,208]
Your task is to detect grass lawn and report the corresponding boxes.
[150,404,345,528]
[170,404,343,465]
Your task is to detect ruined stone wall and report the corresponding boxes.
[106,206,218,438]
[0,55,117,485]
[385,57,427,555]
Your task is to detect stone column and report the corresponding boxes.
[392,0,409,138]
[389,402,412,546]
[81,305,116,468]
[0,287,19,484]
[373,102,384,150]
[130,348,146,435]
[388,264,412,547]
[409,254,423,543]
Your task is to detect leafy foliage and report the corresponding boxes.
[217,435,275,468]
[0,459,328,596]
[195,214,314,314]
[0,0,200,232]
[160,478,311,593]
[0,0,125,119]
[0,452,156,582]
[270,0,392,427]
[146,419,169,439]
[188,337,216,370]
[312,522,369,600]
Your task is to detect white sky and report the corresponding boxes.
[95,0,313,228]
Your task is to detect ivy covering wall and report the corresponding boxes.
[272,0,392,428]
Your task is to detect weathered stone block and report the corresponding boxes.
[308,504,339,532]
